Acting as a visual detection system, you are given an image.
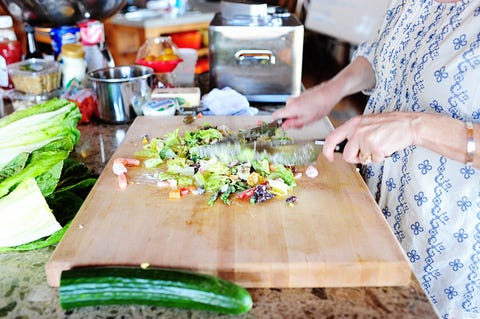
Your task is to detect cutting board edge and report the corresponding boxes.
[45,258,412,288]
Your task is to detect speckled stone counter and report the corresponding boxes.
[0,119,439,319]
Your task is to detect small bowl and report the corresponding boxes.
[135,58,182,73]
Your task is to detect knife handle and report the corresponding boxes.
[314,139,347,153]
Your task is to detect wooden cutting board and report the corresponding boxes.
[46,116,411,287]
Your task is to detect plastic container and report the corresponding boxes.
[6,89,61,111]
[60,43,87,88]
[8,59,61,94]
[0,16,22,89]
[172,48,197,86]
[171,30,202,50]
[141,98,178,116]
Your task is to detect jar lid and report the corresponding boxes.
[61,43,85,58]
[0,16,13,28]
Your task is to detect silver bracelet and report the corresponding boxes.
[466,120,475,166]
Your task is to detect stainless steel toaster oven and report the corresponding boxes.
[208,1,304,103]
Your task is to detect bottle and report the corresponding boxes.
[24,24,43,59]
[0,16,22,90]
[60,43,87,88]
[78,20,113,71]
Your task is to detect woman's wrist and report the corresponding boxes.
[465,120,475,166]
[408,113,477,167]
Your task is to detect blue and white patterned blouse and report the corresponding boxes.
[353,0,480,318]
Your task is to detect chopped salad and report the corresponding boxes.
[117,121,313,206]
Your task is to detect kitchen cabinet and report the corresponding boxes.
[104,12,214,66]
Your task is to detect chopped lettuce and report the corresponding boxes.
[268,164,296,188]
[135,121,300,206]
[251,159,271,176]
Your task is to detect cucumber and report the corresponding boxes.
[59,266,253,314]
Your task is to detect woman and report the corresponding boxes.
[273,0,479,318]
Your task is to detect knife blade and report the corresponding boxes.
[190,139,346,166]
[223,118,285,143]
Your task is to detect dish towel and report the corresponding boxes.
[201,87,258,116]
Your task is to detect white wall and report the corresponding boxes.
[304,0,391,45]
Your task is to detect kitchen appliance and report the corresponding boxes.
[209,1,304,103]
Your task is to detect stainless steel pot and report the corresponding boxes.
[87,65,154,124]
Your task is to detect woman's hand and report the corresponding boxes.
[272,81,341,129]
[323,112,479,169]
[273,56,376,129]
[322,112,418,164]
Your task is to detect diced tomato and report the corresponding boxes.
[237,188,254,200]
[180,187,190,195]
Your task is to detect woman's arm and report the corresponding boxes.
[414,113,478,168]
[272,56,376,129]
[322,111,479,169]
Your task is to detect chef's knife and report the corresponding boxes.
[223,118,285,143]
[190,139,346,166]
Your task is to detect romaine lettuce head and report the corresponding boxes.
[0,98,80,170]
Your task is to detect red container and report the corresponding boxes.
[170,31,202,50]
[0,38,22,89]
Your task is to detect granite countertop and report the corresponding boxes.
[0,118,438,319]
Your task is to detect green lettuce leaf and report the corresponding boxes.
[0,99,80,170]
[0,152,29,183]
[0,221,71,252]
[0,147,70,199]
[0,178,61,248]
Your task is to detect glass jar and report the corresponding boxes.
[135,36,183,88]
[60,43,87,88]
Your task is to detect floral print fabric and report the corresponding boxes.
[354,0,480,318]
